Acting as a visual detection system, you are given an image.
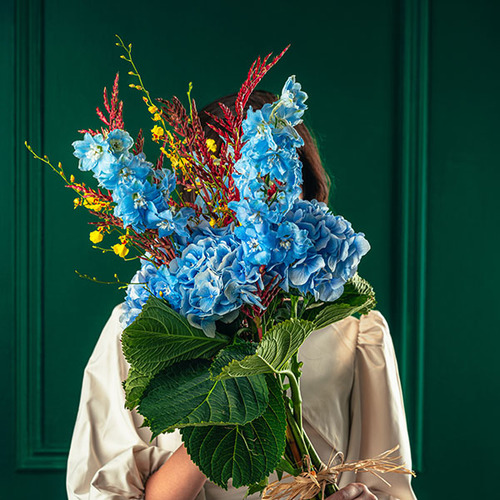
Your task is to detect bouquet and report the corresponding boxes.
[28,37,413,499]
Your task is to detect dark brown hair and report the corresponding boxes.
[199,90,330,203]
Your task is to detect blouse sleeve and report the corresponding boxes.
[66,304,184,500]
[340,311,417,500]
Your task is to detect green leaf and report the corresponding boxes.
[181,375,287,489]
[212,319,315,380]
[138,346,269,436]
[121,296,229,375]
[245,479,269,498]
[276,457,302,476]
[123,367,152,410]
[305,274,377,330]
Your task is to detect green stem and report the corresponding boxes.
[324,483,338,497]
[281,369,302,428]
[300,424,323,471]
[281,361,339,499]
[285,405,308,460]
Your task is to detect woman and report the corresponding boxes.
[66,91,417,500]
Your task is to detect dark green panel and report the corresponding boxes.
[414,0,500,498]
[0,0,16,487]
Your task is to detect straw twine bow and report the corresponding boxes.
[262,446,416,500]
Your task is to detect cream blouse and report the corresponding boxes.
[66,305,417,500]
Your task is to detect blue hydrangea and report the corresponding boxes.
[166,235,262,337]
[283,200,371,301]
[120,260,159,328]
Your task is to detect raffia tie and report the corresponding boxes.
[262,446,416,500]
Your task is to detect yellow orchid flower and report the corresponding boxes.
[112,243,129,258]
[206,138,217,153]
[151,125,164,142]
[89,230,103,243]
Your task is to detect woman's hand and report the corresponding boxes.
[327,483,378,500]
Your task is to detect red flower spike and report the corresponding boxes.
[133,129,144,154]
[94,73,125,132]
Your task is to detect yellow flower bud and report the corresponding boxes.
[89,230,103,243]
[148,105,159,114]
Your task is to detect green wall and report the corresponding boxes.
[2,0,499,498]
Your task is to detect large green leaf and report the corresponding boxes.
[211,318,314,379]
[138,345,269,436]
[123,367,152,410]
[307,274,376,330]
[121,296,229,375]
[181,375,286,489]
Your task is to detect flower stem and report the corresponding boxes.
[285,405,308,461]
[282,369,302,428]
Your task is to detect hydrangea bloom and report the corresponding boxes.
[167,235,261,336]
[120,260,160,328]
[283,200,371,301]
[120,235,262,337]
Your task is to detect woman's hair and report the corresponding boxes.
[199,90,330,203]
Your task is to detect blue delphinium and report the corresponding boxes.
[72,133,115,172]
[229,76,307,228]
[107,129,134,156]
[96,152,152,190]
[112,167,178,234]
[72,129,188,237]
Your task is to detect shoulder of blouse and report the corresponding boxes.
[357,310,392,347]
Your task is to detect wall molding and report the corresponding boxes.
[15,0,68,470]
[397,0,429,473]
